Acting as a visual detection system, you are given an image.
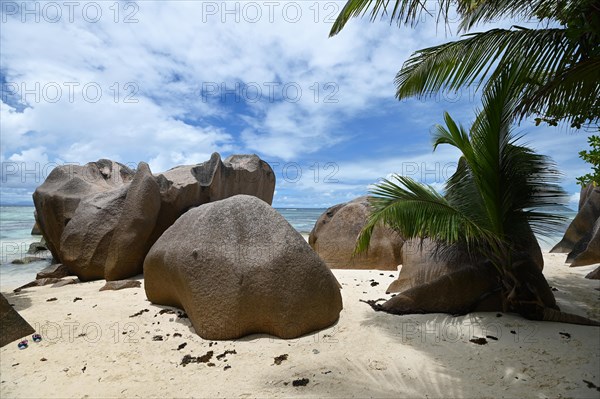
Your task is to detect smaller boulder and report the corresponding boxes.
[13,278,62,293]
[551,188,600,253]
[11,256,46,265]
[0,294,35,347]
[99,280,141,291]
[31,222,42,235]
[36,264,71,279]
[309,197,403,270]
[569,218,600,267]
[51,279,79,288]
[27,240,48,256]
[586,266,600,280]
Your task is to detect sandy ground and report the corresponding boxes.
[1,253,599,399]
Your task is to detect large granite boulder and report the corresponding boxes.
[33,154,276,281]
[144,195,343,340]
[309,196,403,270]
[148,153,275,246]
[551,187,600,254]
[32,160,135,261]
[0,293,35,347]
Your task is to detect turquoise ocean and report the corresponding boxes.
[0,205,575,288]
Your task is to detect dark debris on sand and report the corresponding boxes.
[130,309,149,318]
[177,343,187,350]
[274,354,288,365]
[152,335,163,341]
[486,335,498,341]
[216,350,237,361]
[156,309,176,317]
[583,380,600,392]
[46,297,57,302]
[292,378,309,387]
[173,333,182,338]
[73,297,82,302]
[181,351,214,366]
[559,332,571,339]
[470,337,488,345]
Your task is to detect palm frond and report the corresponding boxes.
[458,0,571,31]
[329,0,453,37]
[355,175,499,255]
[395,27,572,100]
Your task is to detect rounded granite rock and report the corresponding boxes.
[144,195,343,340]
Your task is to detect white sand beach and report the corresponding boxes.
[1,253,598,399]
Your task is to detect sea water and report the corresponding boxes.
[0,205,574,288]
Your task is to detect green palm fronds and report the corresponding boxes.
[330,0,600,128]
[357,72,567,267]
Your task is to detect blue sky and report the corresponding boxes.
[0,1,593,208]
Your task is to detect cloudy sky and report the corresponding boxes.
[0,1,592,208]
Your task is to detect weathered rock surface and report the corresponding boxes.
[144,195,343,340]
[385,239,468,293]
[387,232,544,294]
[60,186,129,281]
[32,160,135,261]
[378,258,557,316]
[0,293,35,347]
[104,163,161,281]
[586,266,600,279]
[27,240,48,255]
[568,216,600,267]
[51,278,79,288]
[148,153,275,246]
[13,278,63,293]
[99,280,141,291]
[33,154,275,281]
[551,187,600,254]
[36,264,70,279]
[309,196,403,270]
[31,222,42,235]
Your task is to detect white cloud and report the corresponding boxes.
[0,1,590,207]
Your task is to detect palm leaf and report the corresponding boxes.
[329,0,453,37]
[355,175,500,255]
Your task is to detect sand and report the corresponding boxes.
[1,253,599,398]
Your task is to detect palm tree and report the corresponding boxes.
[330,0,600,128]
[356,71,599,324]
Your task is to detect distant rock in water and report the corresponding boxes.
[144,195,343,340]
[309,196,403,270]
[551,185,600,267]
[33,153,275,281]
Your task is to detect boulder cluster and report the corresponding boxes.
[33,153,275,281]
[551,184,600,278]
[25,154,343,341]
